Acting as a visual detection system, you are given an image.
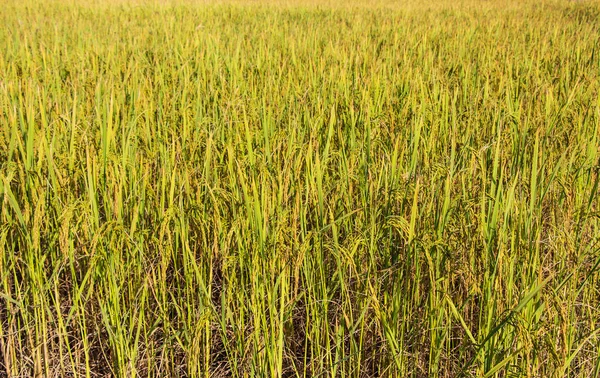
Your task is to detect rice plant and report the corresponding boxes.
[0,0,599,376]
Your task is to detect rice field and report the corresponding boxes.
[0,0,599,376]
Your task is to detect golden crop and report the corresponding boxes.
[1,0,599,376]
